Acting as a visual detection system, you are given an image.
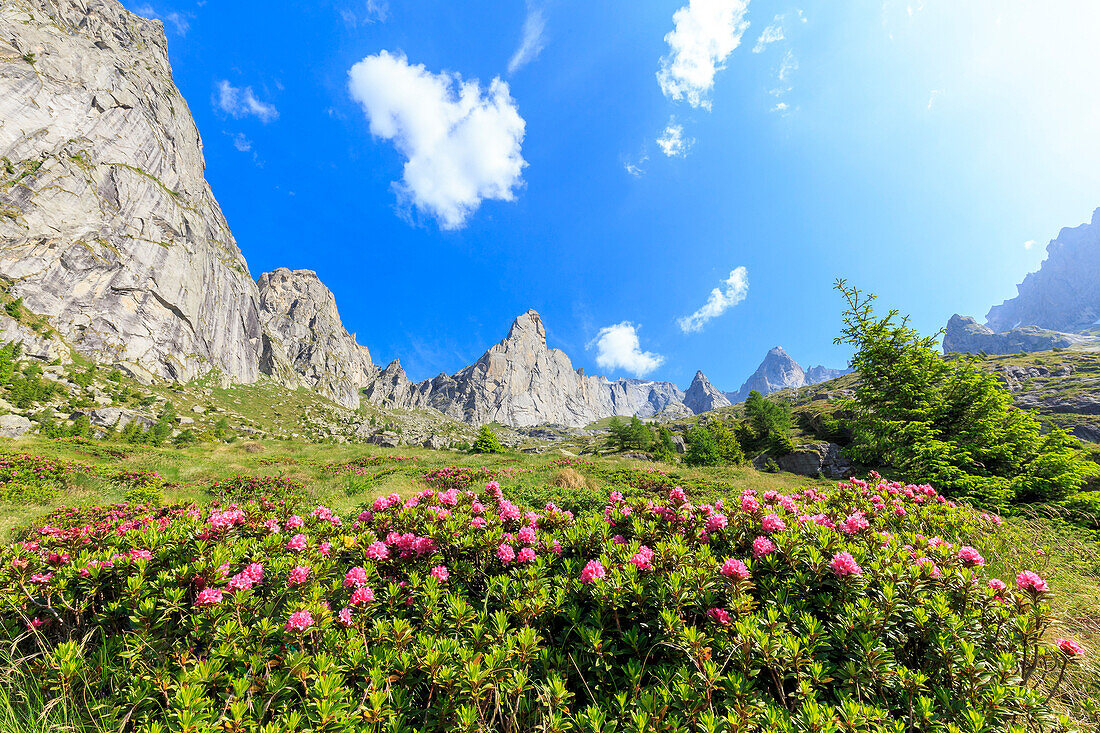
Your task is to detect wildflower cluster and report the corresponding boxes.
[0,476,1084,733]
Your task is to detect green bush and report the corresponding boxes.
[684,425,721,466]
[472,424,504,454]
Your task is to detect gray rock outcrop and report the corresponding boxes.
[0,413,32,438]
[0,0,264,383]
[986,208,1100,334]
[943,314,1087,355]
[683,370,731,414]
[257,268,377,409]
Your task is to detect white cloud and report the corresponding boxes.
[231,133,252,152]
[133,4,190,35]
[341,0,388,27]
[508,2,547,74]
[771,101,789,113]
[214,81,279,123]
[623,151,648,176]
[657,120,693,157]
[1024,239,1037,250]
[678,266,749,333]
[657,0,750,110]
[348,50,527,230]
[753,21,784,53]
[926,88,942,110]
[588,322,665,377]
[778,50,798,81]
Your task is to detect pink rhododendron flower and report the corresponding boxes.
[497,544,515,563]
[286,515,304,530]
[350,587,375,605]
[580,559,606,584]
[707,607,731,625]
[196,588,223,605]
[285,610,313,632]
[720,558,750,581]
[988,578,1007,593]
[630,547,654,571]
[344,567,369,587]
[243,563,264,584]
[27,617,44,630]
[366,541,390,561]
[320,542,332,556]
[517,526,537,545]
[751,537,776,559]
[612,534,626,545]
[30,573,52,585]
[337,608,353,626]
[226,572,254,592]
[669,487,687,505]
[129,549,152,562]
[957,546,984,567]
[761,514,786,534]
[1056,638,1085,656]
[516,547,537,563]
[830,552,863,577]
[1016,570,1048,593]
[840,511,870,535]
[471,517,487,529]
[286,534,308,552]
[264,518,281,533]
[740,495,760,513]
[705,514,728,532]
[288,566,310,585]
[430,565,449,582]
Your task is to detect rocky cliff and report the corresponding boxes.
[986,208,1100,334]
[942,314,1089,355]
[0,0,264,383]
[256,268,378,409]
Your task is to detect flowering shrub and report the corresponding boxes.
[420,465,530,490]
[0,453,89,503]
[205,474,307,504]
[0,476,1086,732]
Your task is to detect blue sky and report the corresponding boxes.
[127,0,1100,390]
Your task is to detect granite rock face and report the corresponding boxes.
[943,314,1088,355]
[257,268,377,409]
[0,0,264,383]
[986,208,1100,334]
[682,370,731,414]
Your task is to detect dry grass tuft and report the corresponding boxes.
[550,467,586,490]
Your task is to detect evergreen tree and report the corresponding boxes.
[651,426,677,463]
[626,416,651,451]
[684,425,721,467]
[834,279,1097,505]
[607,416,627,451]
[709,420,745,465]
[472,424,504,454]
[743,391,794,456]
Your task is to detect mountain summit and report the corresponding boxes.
[726,347,849,403]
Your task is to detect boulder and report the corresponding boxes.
[0,414,33,438]
[671,436,686,454]
[368,431,401,448]
[420,435,448,450]
[774,443,854,479]
[78,407,154,429]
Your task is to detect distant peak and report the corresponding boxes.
[767,346,788,356]
[505,309,546,347]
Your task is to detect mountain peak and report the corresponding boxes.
[504,309,546,348]
[683,370,731,414]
